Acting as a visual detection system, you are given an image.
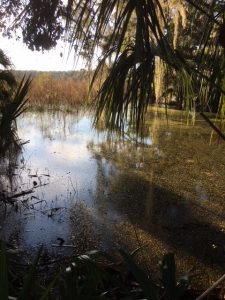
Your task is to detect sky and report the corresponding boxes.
[0,35,86,71]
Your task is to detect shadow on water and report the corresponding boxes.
[94,163,225,270]
[0,108,225,282]
[88,112,225,278]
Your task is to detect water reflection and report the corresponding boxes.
[88,109,225,275]
[0,108,225,280]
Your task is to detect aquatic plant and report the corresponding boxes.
[0,240,194,300]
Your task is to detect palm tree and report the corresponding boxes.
[64,0,224,131]
[0,49,17,102]
[0,49,31,132]
[0,0,224,132]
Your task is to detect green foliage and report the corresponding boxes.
[62,254,106,300]
[0,76,32,131]
[1,1,225,131]
[18,246,43,300]
[0,49,31,131]
[0,49,17,103]
[160,254,189,300]
[0,241,8,300]
[0,49,11,68]
[120,250,190,300]
[120,249,158,300]
[0,241,191,300]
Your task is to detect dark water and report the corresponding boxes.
[1,108,225,280]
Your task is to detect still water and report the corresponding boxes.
[1,108,225,279]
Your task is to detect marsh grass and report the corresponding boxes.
[14,71,98,111]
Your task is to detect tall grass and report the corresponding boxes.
[26,72,92,110]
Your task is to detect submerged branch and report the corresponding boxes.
[200,112,225,142]
[196,273,225,300]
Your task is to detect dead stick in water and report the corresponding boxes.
[8,189,34,199]
[52,244,76,248]
[130,243,149,257]
[200,112,225,142]
[196,273,225,300]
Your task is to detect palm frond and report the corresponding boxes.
[0,70,17,88]
[0,49,12,69]
[2,0,225,132]
[0,76,32,127]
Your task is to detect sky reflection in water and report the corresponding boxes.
[1,111,110,251]
[1,108,225,275]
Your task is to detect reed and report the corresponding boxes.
[24,72,93,110]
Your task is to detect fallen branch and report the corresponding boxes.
[200,112,225,142]
[52,244,76,248]
[8,189,34,199]
[196,273,225,300]
[130,243,149,257]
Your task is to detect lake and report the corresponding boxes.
[1,107,225,282]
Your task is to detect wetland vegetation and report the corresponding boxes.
[1,107,225,299]
[1,0,225,299]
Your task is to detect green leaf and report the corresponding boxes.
[0,241,8,300]
[39,271,61,300]
[160,253,176,299]
[18,245,43,300]
[119,249,158,300]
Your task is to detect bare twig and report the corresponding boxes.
[196,274,225,300]
[8,189,34,199]
[130,243,149,257]
[200,112,225,142]
[51,244,76,248]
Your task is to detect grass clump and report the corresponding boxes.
[0,240,196,300]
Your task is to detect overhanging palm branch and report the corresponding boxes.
[0,125,21,158]
[0,71,17,87]
[0,76,32,129]
[65,0,225,132]
[1,0,225,133]
[0,49,12,69]
[0,49,17,101]
[66,0,188,131]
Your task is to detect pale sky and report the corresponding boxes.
[0,35,86,71]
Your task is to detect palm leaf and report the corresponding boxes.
[0,241,8,300]
[18,245,43,300]
[119,249,158,300]
[0,49,12,69]
[0,70,17,87]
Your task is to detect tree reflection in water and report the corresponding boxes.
[87,115,225,286]
[0,124,24,191]
[0,124,25,244]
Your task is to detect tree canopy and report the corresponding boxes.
[0,0,225,131]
